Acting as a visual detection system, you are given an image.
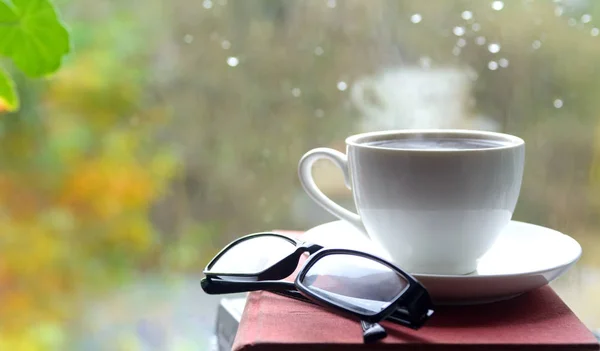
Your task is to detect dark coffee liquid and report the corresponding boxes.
[366,138,507,150]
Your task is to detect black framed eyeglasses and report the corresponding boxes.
[201,232,434,342]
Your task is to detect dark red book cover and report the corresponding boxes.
[231,229,599,351]
[233,286,599,350]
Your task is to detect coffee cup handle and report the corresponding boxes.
[298,148,365,232]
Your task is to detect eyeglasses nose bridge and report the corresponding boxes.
[298,241,323,254]
[256,245,312,280]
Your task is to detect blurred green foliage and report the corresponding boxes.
[0,0,70,112]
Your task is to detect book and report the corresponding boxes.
[214,297,247,351]
[232,285,599,350]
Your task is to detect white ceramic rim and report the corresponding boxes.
[412,221,582,279]
[345,129,525,152]
[304,220,582,279]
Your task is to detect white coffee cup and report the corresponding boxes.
[298,130,525,275]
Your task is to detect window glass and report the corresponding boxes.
[1,0,599,348]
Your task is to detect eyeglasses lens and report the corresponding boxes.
[301,254,408,315]
[209,235,296,274]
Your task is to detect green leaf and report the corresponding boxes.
[0,0,70,78]
[0,66,18,112]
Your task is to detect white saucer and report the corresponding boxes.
[303,220,582,305]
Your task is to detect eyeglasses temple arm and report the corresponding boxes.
[201,277,297,295]
[360,320,387,343]
[387,287,435,329]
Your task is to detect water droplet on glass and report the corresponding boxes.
[488,61,499,70]
[261,149,271,159]
[592,28,600,36]
[492,1,504,11]
[227,57,239,67]
[183,34,194,44]
[291,88,301,97]
[467,69,479,81]
[315,109,325,118]
[221,40,231,49]
[453,26,466,36]
[582,14,592,24]
[475,36,486,45]
[411,13,422,23]
[258,196,268,206]
[327,0,336,8]
[553,99,563,108]
[452,47,461,56]
[337,81,348,91]
[314,46,324,56]
[532,40,542,49]
[488,43,501,53]
[203,0,213,9]
[263,213,273,223]
[555,6,563,17]
[462,11,473,20]
[472,23,481,31]
[419,56,432,68]
[568,18,577,26]
[457,38,467,47]
[498,58,509,67]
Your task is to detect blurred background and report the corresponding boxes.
[1,0,600,349]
